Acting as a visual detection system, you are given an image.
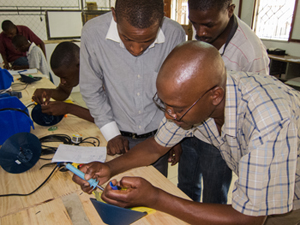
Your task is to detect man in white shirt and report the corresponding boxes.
[12,34,53,82]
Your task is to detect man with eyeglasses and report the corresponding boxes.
[73,41,300,225]
[176,0,270,205]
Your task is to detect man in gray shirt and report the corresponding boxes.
[80,0,186,176]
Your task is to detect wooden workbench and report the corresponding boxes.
[0,75,190,225]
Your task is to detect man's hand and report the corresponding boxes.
[106,135,129,155]
[3,63,10,70]
[41,101,69,116]
[72,162,111,194]
[168,143,182,166]
[32,88,52,105]
[102,177,159,208]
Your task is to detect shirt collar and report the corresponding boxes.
[105,17,165,50]
[26,42,36,56]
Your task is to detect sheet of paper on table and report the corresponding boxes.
[52,144,107,163]
[8,68,38,75]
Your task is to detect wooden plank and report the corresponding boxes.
[1,198,73,225]
[61,193,91,225]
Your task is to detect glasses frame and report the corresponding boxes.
[153,85,217,122]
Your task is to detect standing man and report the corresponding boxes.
[32,42,94,122]
[177,0,270,203]
[73,41,300,225]
[0,20,46,69]
[79,0,186,176]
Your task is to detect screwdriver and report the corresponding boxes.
[65,163,104,191]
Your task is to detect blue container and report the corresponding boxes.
[0,68,13,90]
[0,96,34,145]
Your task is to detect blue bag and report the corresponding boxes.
[0,68,13,90]
[0,96,34,145]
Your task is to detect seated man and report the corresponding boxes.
[0,20,45,69]
[73,41,300,225]
[12,35,53,82]
[32,42,94,122]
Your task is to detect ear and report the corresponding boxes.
[228,4,235,17]
[111,7,117,23]
[210,86,225,106]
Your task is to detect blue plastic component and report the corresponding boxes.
[0,96,34,145]
[90,198,147,225]
[110,181,121,190]
[65,163,99,189]
[0,93,10,98]
[0,68,13,90]
[0,96,29,114]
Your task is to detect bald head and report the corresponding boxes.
[157,41,226,99]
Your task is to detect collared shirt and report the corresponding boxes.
[194,15,271,143]
[220,15,270,74]
[27,43,51,77]
[0,25,43,62]
[79,12,186,141]
[155,70,300,216]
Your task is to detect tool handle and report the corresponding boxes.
[66,163,98,189]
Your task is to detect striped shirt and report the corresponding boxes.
[220,15,270,74]
[155,71,300,216]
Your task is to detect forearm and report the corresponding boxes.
[1,53,8,65]
[65,103,94,122]
[38,42,46,57]
[152,189,266,225]
[107,137,170,176]
[50,87,70,101]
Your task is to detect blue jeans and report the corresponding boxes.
[178,137,232,203]
[12,56,28,67]
[123,135,169,177]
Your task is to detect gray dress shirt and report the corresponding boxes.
[80,12,186,141]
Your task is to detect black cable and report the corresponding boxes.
[0,165,59,197]
[11,82,29,91]
[39,134,100,156]
[0,107,29,117]
[80,137,100,146]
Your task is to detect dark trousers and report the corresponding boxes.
[178,137,232,203]
[123,135,168,177]
[12,56,28,67]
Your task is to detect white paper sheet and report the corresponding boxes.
[8,68,38,75]
[52,144,107,163]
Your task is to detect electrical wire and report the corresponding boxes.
[39,134,100,156]
[11,82,29,91]
[0,134,100,197]
[0,165,59,197]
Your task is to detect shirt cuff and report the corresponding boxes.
[100,121,121,141]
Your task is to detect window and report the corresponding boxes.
[253,0,297,41]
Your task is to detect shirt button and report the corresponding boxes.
[139,126,141,129]
[139,111,142,114]
[137,92,140,96]
[137,74,141,78]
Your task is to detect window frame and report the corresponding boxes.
[252,0,299,42]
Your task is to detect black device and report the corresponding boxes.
[19,74,42,84]
[267,48,286,55]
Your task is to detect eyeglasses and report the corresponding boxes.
[152,85,217,122]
